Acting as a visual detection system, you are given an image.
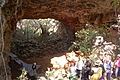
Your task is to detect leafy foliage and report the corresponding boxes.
[45,68,77,80]
[69,24,105,56]
[14,19,60,41]
[111,0,120,7]
[17,68,28,80]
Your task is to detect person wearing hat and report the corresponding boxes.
[115,54,120,78]
[91,60,102,80]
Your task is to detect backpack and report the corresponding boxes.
[105,61,112,73]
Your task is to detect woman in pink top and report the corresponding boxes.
[115,54,120,78]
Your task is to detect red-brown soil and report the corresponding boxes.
[23,53,66,75]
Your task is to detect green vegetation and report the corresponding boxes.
[69,24,108,56]
[111,0,120,7]
[17,68,28,80]
[15,19,60,41]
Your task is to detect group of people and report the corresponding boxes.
[68,55,92,80]
[68,53,120,80]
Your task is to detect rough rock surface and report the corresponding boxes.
[0,0,120,80]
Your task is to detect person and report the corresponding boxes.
[99,62,105,79]
[104,54,112,80]
[75,55,84,79]
[91,60,103,80]
[69,62,77,80]
[115,54,120,78]
[83,57,92,80]
[32,63,37,72]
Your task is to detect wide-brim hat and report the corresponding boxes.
[94,60,101,65]
[95,62,100,65]
[117,54,120,57]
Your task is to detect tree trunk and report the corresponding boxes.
[0,9,11,80]
[0,7,16,79]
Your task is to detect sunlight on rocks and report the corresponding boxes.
[51,55,68,69]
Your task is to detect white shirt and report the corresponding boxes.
[69,66,77,76]
[76,60,84,70]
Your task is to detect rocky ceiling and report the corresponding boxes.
[2,0,120,30]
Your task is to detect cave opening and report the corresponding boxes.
[10,18,75,79]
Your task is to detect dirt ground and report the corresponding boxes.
[23,53,66,75]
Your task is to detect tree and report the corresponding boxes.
[69,24,103,56]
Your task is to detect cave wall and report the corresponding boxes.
[2,0,120,30]
[0,0,120,80]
